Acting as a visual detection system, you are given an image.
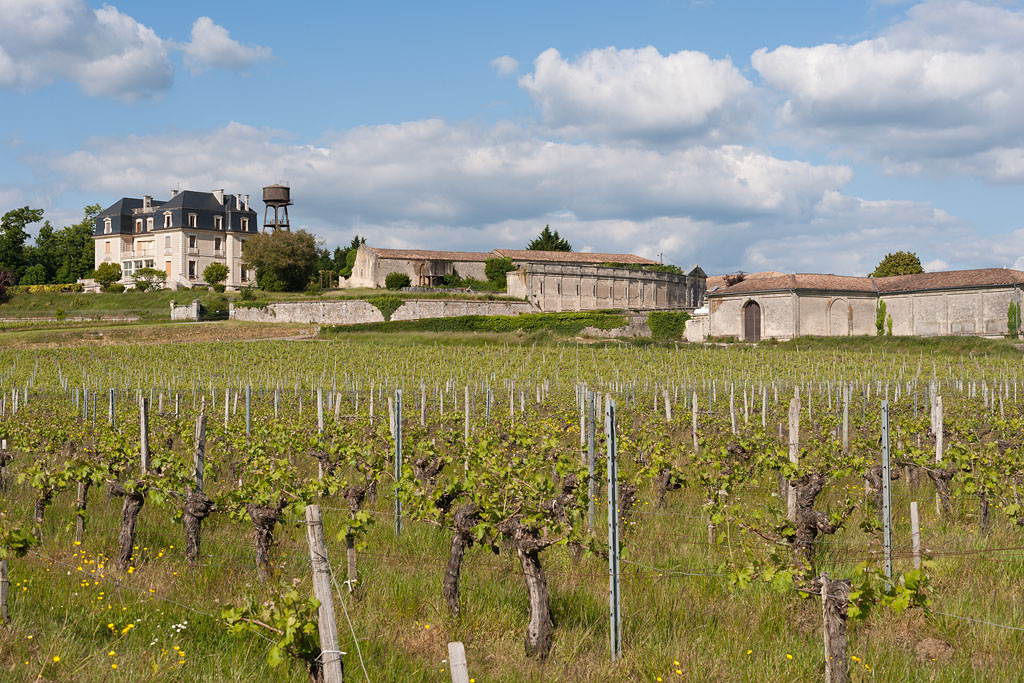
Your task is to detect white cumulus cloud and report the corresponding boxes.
[752,0,1024,182]
[182,17,272,74]
[491,55,518,76]
[519,46,758,144]
[0,0,172,99]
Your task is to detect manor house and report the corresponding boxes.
[93,189,258,289]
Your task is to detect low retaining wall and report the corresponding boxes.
[229,298,538,324]
[170,300,201,321]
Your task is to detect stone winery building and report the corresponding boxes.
[93,189,259,289]
[346,245,707,313]
[690,268,1024,341]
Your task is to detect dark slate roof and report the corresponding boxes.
[493,249,657,265]
[159,191,254,214]
[875,268,1024,293]
[97,197,152,216]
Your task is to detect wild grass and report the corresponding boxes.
[2,432,1023,681]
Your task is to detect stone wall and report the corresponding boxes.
[684,313,709,342]
[882,287,1019,337]
[507,263,703,313]
[709,292,877,340]
[229,298,537,324]
[170,300,201,321]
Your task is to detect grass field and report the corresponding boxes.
[1,334,1023,682]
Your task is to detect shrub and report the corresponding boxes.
[876,300,887,336]
[257,270,288,292]
[203,262,230,286]
[239,286,258,301]
[8,283,84,294]
[1009,302,1021,339]
[211,283,226,293]
[135,281,150,292]
[385,272,411,290]
[647,311,691,341]
[105,283,125,293]
[368,295,404,321]
[54,308,66,322]
[326,311,629,336]
[202,296,229,321]
[484,258,515,288]
[305,282,322,296]
[92,262,121,289]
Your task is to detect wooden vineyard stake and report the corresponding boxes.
[881,400,893,579]
[304,505,344,683]
[788,397,801,523]
[587,390,596,531]
[691,391,699,454]
[448,641,470,683]
[0,557,7,623]
[910,501,921,570]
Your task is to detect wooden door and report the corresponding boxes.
[165,260,172,278]
[744,301,761,342]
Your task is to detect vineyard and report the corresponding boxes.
[0,338,1023,681]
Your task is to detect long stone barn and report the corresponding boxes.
[688,268,1024,341]
[346,245,706,313]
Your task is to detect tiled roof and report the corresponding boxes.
[709,267,1024,297]
[710,273,877,296]
[492,249,657,265]
[706,271,785,291]
[366,247,494,262]
[875,268,1024,292]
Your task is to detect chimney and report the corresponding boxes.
[171,189,179,198]
[244,194,249,211]
[213,189,224,204]
[143,195,152,210]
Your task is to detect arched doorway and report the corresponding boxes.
[743,300,761,342]
[828,299,850,337]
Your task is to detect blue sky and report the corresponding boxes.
[3,0,1024,275]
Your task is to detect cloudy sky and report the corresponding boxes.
[3,0,1024,275]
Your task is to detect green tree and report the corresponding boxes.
[871,251,924,278]
[242,229,319,292]
[1008,302,1020,339]
[203,262,230,286]
[0,207,44,280]
[527,225,572,252]
[54,204,100,283]
[19,264,47,285]
[133,267,166,291]
[484,257,515,288]
[91,262,121,290]
[875,300,887,336]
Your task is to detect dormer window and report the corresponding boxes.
[146,217,153,231]
[163,213,172,228]
[135,219,142,234]
[240,218,249,231]
[214,216,223,230]
[103,218,112,234]
[188,214,197,228]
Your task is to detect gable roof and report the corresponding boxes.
[875,268,1024,293]
[710,273,877,296]
[365,247,494,262]
[492,249,657,265]
[709,267,1024,297]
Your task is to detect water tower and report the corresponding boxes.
[262,184,292,232]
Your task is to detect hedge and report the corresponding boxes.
[9,283,84,294]
[324,311,629,336]
[367,295,404,321]
[647,311,691,341]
